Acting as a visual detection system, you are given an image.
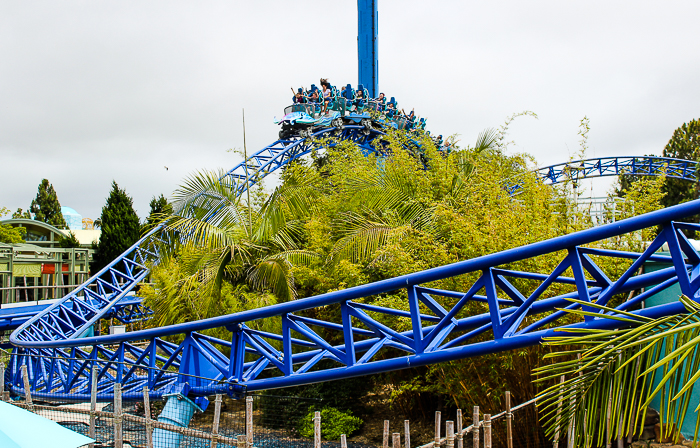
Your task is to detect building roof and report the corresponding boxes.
[0,219,99,248]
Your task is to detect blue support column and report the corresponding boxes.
[358,0,378,97]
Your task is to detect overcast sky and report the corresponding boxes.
[1,1,699,221]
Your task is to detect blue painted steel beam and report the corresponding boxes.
[505,156,699,195]
[358,0,378,97]
[8,198,700,400]
[6,117,700,401]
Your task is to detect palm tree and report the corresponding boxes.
[330,129,501,264]
[144,168,319,328]
[535,296,700,447]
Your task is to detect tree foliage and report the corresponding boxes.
[12,208,31,219]
[142,194,173,233]
[535,296,700,447]
[92,181,141,273]
[0,207,26,244]
[142,121,668,445]
[58,231,81,248]
[29,179,67,228]
[661,118,700,208]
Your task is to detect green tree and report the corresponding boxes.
[661,119,700,208]
[0,207,26,243]
[142,194,173,233]
[58,231,81,248]
[92,181,141,273]
[29,179,67,228]
[12,208,31,219]
[141,169,318,328]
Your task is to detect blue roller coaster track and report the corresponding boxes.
[506,156,699,195]
[5,122,700,403]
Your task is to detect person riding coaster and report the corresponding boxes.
[275,83,428,140]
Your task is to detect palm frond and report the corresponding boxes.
[330,212,411,263]
[254,175,317,244]
[247,255,296,302]
[535,296,700,447]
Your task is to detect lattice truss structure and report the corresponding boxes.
[219,126,385,197]
[506,156,699,195]
[7,200,700,400]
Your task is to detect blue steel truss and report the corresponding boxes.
[7,200,700,400]
[505,156,699,195]
[0,296,152,333]
[6,130,700,401]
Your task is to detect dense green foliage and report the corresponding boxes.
[142,194,173,233]
[298,407,363,440]
[12,208,31,219]
[536,296,700,446]
[142,124,666,444]
[0,207,26,243]
[29,179,67,228]
[92,182,141,273]
[58,231,81,248]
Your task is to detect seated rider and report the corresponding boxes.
[320,78,332,114]
[354,84,365,109]
[309,90,322,113]
[376,92,386,111]
[293,88,306,104]
[386,97,397,119]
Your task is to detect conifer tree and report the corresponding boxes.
[92,181,141,273]
[142,194,173,233]
[30,179,67,228]
[12,208,31,219]
[661,118,700,207]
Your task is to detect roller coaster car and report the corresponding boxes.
[275,103,342,139]
[275,103,375,139]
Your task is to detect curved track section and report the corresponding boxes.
[8,199,700,400]
[506,156,699,195]
[7,137,700,400]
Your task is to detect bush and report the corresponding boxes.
[298,407,363,441]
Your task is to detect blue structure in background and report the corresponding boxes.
[505,156,699,195]
[60,206,83,231]
[358,0,378,97]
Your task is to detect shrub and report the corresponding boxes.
[298,407,363,441]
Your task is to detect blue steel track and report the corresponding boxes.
[6,124,700,401]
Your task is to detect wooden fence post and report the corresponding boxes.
[114,383,123,448]
[456,410,463,448]
[89,369,97,448]
[506,391,513,448]
[0,362,6,402]
[472,406,479,448]
[393,432,401,448]
[20,365,33,412]
[210,394,222,448]
[314,411,322,448]
[435,411,441,448]
[143,386,153,448]
[246,396,254,448]
[383,420,390,448]
[341,434,348,448]
[446,421,454,448]
[404,420,411,448]
[483,414,491,448]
